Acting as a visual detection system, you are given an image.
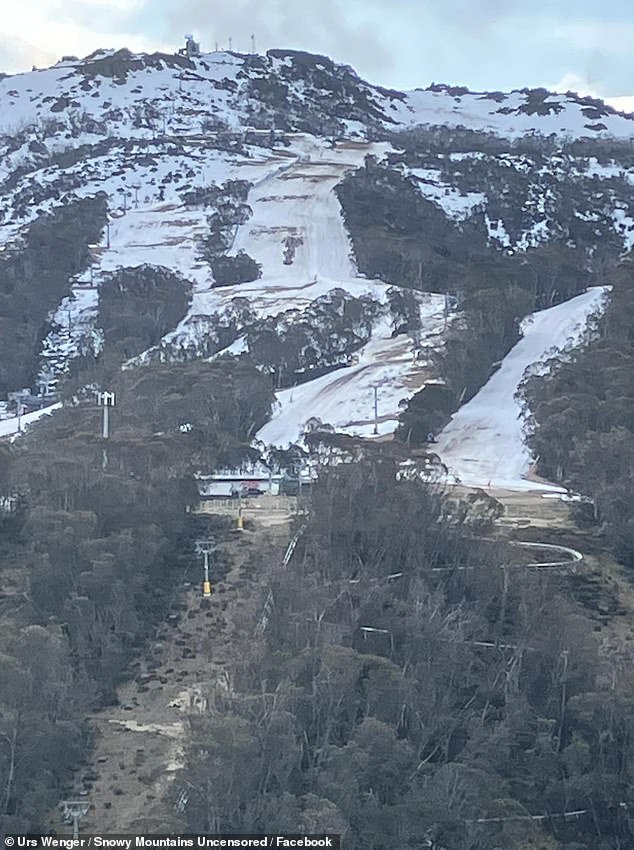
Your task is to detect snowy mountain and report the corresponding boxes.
[3,47,634,245]
[0,45,631,481]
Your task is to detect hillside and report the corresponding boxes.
[0,50,633,439]
[436,287,609,490]
[4,42,634,849]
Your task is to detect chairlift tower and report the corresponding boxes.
[118,187,128,214]
[60,800,90,839]
[195,538,216,597]
[370,384,380,435]
[96,390,116,469]
[87,243,100,288]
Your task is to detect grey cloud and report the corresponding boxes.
[5,0,634,97]
[125,0,634,96]
[133,0,394,79]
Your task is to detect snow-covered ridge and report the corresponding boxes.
[3,47,634,249]
[138,135,451,441]
[0,46,628,458]
[2,47,634,162]
[394,85,634,140]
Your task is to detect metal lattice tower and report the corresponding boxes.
[195,538,216,597]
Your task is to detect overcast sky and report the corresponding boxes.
[3,0,634,106]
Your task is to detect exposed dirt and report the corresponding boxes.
[197,493,298,529]
[55,505,291,834]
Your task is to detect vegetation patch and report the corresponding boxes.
[173,458,632,848]
[336,135,634,443]
[523,264,634,563]
[0,356,273,832]
[0,195,107,394]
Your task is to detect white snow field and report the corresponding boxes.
[257,310,445,446]
[0,404,62,439]
[168,136,395,322]
[193,135,448,445]
[28,131,448,445]
[158,135,450,444]
[3,49,625,449]
[50,136,394,366]
[435,287,609,491]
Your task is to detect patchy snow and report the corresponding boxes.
[217,336,248,357]
[33,144,312,382]
[407,168,486,220]
[584,158,624,180]
[39,287,101,387]
[257,304,446,446]
[612,207,634,250]
[394,87,634,140]
[23,127,450,438]
[485,214,512,248]
[515,218,551,250]
[435,287,609,491]
[44,135,396,365]
[163,136,396,341]
[1,137,286,246]
[3,49,630,446]
[191,135,450,446]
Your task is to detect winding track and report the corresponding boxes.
[514,540,583,569]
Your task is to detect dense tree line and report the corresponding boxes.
[95,265,192,370]
[0,358,274,833]
[175,459,634,848]
[211,250,262,287]
[523,263,634,562]
[60,264,193,394]
[0,196,107,393]
[336,156,618,442]
[246,289,379,388]
[193,181,261,287]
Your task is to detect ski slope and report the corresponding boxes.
[1,48,630,456]
[436,287,609,491]
[257,310,446,446]
[158,134,452,445]
[44,131,450,444]
[0,403,61,439]
[186,135,448,445]
[168,136,394,326]
[20,128,451,445]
